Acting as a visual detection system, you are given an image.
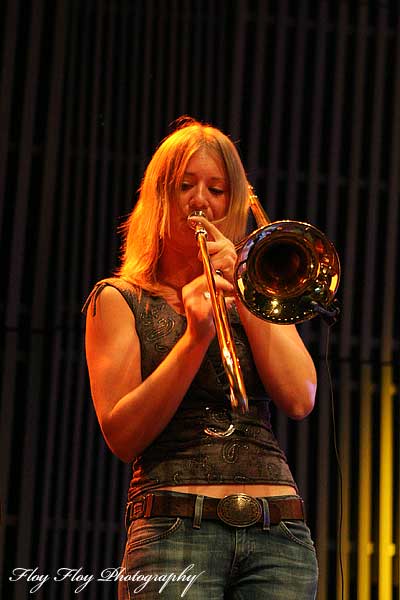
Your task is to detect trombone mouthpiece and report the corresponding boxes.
[187,211,206,230]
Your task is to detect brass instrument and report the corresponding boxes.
[188,188,340,437]
[235,189,341,324]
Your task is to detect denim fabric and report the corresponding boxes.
[118,495,318,599]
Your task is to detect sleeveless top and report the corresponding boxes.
[83,277,297,499]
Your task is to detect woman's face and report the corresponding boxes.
[167,149,229,247]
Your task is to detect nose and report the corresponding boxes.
[189,183,209,211]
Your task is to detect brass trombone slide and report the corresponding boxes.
[189,211,249,421]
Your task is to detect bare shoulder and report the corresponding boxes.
[96,283,133,309]
[86,284,136,344]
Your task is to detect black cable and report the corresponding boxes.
[324,324,344,600]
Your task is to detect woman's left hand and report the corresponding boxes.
[187,214,237,283]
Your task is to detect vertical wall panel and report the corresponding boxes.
[265,0,288,218]
[228,0,248,138]
[246,0,269,174]
[34,0,69,573]
[0,2,19,569]
[8,1,45,573]
[0,0,18,234]
[285,0,307,217]
[338,7,368,596]
[357,366,373,600]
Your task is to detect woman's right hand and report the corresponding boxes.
[181,274,234,344]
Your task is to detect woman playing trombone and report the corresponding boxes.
[83,117,318,599]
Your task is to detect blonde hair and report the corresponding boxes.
[117,117,251,292]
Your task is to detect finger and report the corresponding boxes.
[224,296,236,310]
[206,239,236,256]
[206,242,237,280]
[214,274,234,294]
[187,214,226,241]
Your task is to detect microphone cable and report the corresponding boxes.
[324,322,344,600]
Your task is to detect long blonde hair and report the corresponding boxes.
[117,117,251,292]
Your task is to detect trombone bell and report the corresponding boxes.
[235,220,340,324]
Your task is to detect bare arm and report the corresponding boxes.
[235,302,317,419]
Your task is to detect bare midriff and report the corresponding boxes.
[158,484,298,498]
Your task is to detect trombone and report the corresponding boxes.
[236,189,341,325]
[189,188,340,437]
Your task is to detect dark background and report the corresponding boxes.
[0,1,399,598]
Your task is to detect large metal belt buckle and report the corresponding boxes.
[217,494,262,527]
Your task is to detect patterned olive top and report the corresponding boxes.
[83,278,297,499]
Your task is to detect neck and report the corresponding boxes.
[158,243,203,288]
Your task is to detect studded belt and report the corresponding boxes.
[126,492,305,529]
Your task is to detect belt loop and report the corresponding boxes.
[192,495,204,529]
[144,494,154,517]
[260,498,270,531]
[124,502,132,530]
[300,498,306,522]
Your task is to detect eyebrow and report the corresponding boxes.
[183,172,227,183]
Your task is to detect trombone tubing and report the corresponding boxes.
[194,222,233,359]
[193,221,248,414]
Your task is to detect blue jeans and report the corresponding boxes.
[118,494,318,599]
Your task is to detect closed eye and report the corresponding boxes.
[209,188,225,195]
[180,182,226,195]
